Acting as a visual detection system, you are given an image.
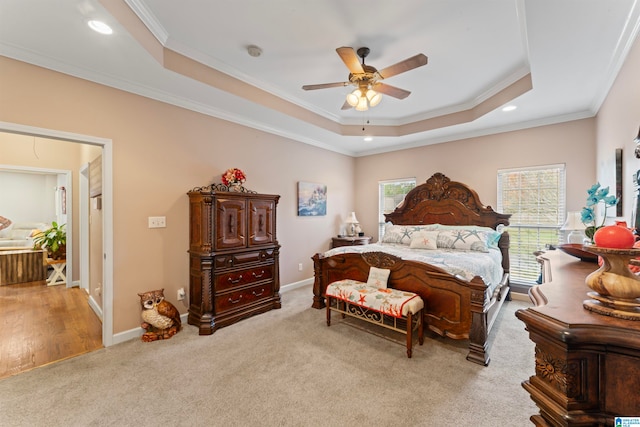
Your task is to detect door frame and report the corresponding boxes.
[79,163,90,294]
[0,121,114,347]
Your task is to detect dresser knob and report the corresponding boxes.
[228,295,243,304]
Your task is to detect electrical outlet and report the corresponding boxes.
[298,263,303,271]
[148,216,166,228]
[177,287,186,301]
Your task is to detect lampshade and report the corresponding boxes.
[346,212,359,224]
[561,212,585,231]
[561,211,586,244]
[366,89,382,107]
[346,89,362,107]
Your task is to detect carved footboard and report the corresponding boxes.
[312,251,510,365]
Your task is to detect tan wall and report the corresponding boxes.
[596,34,640,222]
[354,119,597,238]
[0,56,353,335]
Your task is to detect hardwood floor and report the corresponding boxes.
[0,281,102,379]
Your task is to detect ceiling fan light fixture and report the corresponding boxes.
[355,96,369,111]
[346,89,361,107]
[347,89,360,107]
[366,89,382,107]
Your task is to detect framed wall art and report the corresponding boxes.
[297,182,327,216]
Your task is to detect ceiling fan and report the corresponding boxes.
[302,46,428,111]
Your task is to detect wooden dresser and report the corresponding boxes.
[187,187,281,335]
[516,250,640,426]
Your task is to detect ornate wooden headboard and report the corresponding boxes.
[384,173,510,229]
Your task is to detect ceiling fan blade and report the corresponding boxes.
[374,82,411,99]
[336,47,364,74]
[341,100,352,110]
[377,54,428,79]
[302,82,349,90]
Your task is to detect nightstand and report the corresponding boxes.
[331,236,372,248]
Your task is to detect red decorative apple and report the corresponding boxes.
[593,225,635,249]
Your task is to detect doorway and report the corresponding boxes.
[0,121,114,350]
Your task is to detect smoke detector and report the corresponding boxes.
[247,45,262,57]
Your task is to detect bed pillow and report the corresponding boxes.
[409,231,439,249]
[9,228,33,240]
[0,223,12,238]
[435,224,502,248]
[381,224,439,245]
[366,267,391,289]
[436,229,490,252]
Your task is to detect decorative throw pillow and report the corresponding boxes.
[367,267,391,289]
[436,229,489,252]
[409,231,439,249]
[381,224,439,245]
[9,228,33,240]
[435,224,502,248]
[381,224,405,244]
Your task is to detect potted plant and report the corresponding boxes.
[32,222,67,259]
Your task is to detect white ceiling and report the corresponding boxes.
[1,0,639,156]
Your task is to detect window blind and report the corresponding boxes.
[497,164,566,285]
[378,178,416,239]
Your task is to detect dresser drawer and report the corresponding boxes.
[214,248,276,269]
[215,265,274,292]
[216,283,274,313]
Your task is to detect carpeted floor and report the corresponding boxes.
[0,285,537,426]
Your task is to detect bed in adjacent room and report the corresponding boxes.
[311,173,511,365]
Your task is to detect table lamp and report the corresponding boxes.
[561,211,586,244]
[346,212,359,237]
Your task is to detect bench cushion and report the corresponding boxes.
[326,279,424,318]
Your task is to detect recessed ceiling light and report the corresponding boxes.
[502,105,517,112]
[88,20,113,35]
[364,136,373,142]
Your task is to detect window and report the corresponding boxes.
[378,178,416,239]
[497,165,566,285]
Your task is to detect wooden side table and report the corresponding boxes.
[331,236,372,248]
[46,258,67,286]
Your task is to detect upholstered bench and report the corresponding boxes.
[325,278,425,358]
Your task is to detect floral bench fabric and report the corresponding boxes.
[325,279,425,358]
[325,279,424,317]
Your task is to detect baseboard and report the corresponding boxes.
[112,312,190,345]
[280,277,313,292]
[88,295,103,321]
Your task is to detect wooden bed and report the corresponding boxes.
[311,173,511,365]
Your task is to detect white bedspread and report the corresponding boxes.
[324,243,504,292]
